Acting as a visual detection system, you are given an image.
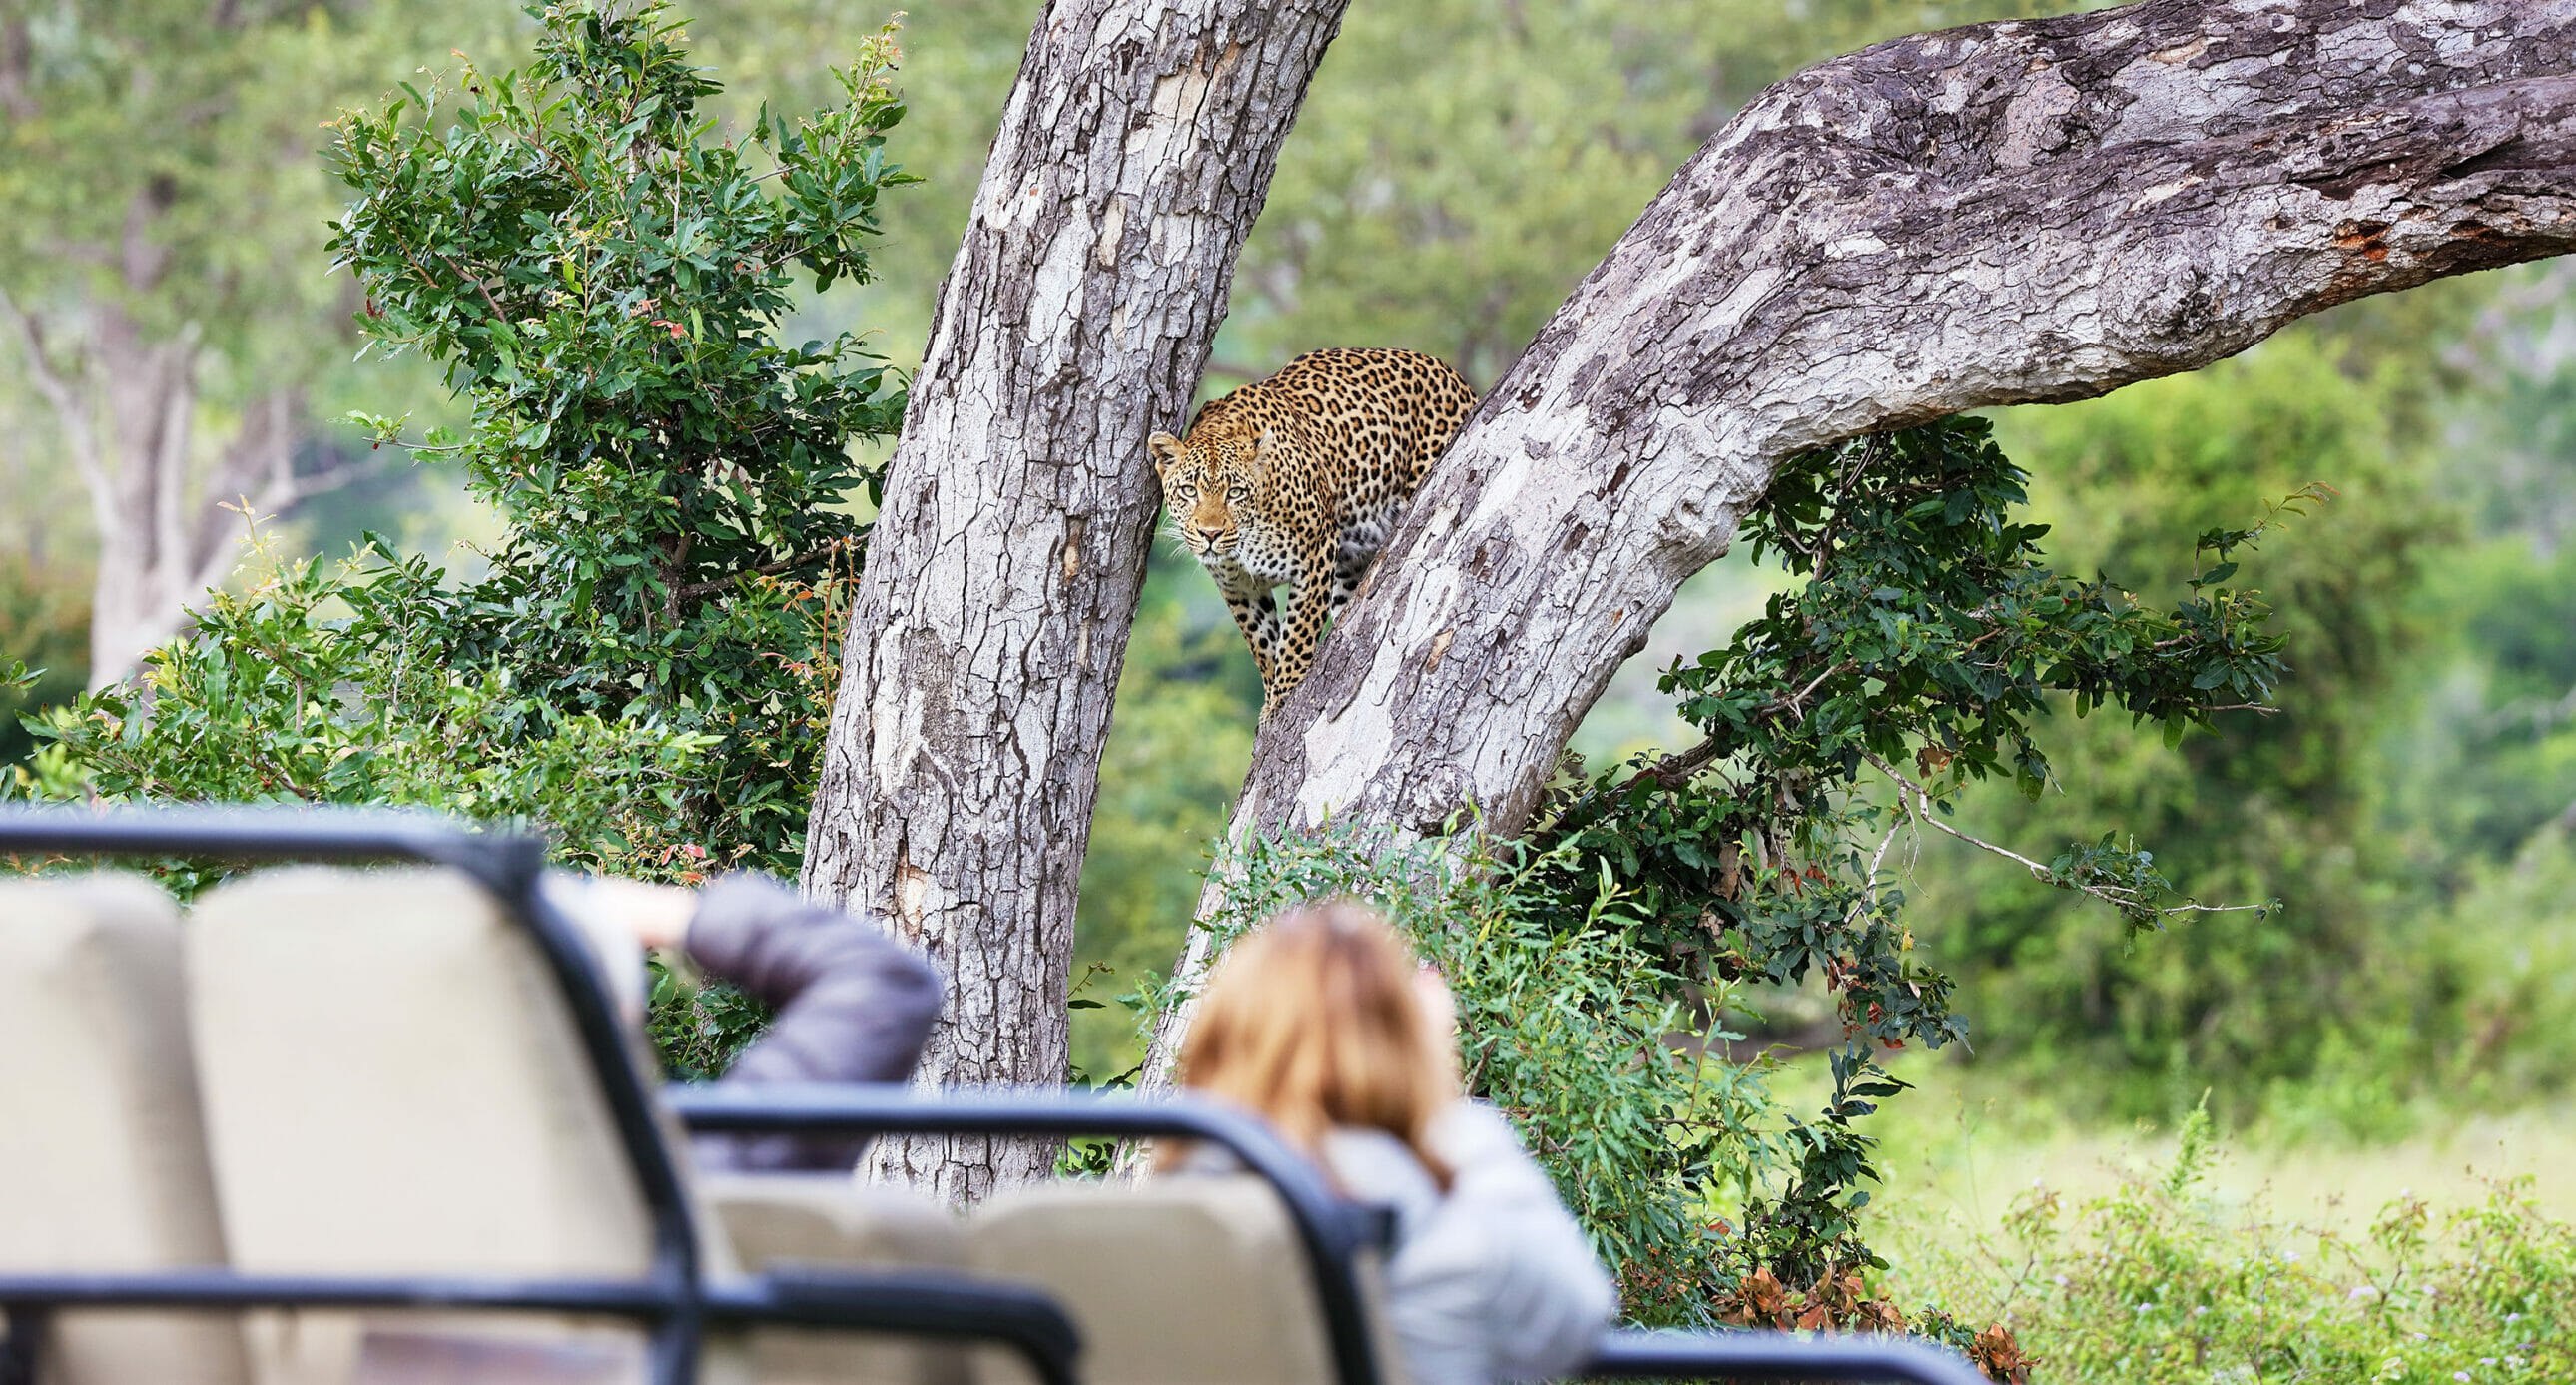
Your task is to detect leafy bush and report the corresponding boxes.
[327,0,912,872]
[13,534,712,888]
[1894,1101,2576,1383]
[1140,821,2053,1381]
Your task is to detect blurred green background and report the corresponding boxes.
[5,0,2571,1276]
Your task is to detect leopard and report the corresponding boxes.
[1148,346,1477,718]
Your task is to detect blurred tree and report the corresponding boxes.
[21,1,914,875]
[0,0,524,685]
[2385,265,2576,863]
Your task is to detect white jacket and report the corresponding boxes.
[1318,1102,1618,1385]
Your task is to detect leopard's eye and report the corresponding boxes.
[1227,486,1248,502]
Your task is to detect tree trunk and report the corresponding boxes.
[1144,0,2576,1084]
[800,0,1351,1200]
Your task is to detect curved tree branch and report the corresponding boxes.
[1146,0,2576,1082]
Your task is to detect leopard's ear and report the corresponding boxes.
[1146,431,1187,474]
[1243,428,1277,484]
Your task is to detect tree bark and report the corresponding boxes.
[1145,0,2576,1084]
[799,0,1351,1199]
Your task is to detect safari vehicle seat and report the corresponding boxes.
[0,875,253,1385]
[0,808,1074,1385]
[186,864,979,1385]
[6,807,1999,1385]
[962,1174,1389,1385]
[186,866,667,1382]
[700,1175,971,1385]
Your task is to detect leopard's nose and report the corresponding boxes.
[1195,526,1225,543]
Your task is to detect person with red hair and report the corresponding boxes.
[1166,899,1616,1385]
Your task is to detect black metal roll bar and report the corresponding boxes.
[1586,1328,1994,1383]
[1,804,1992,1385]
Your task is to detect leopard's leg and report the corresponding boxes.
[1263,550,1341,718]
[1219,578,1284,694]
[1329,546,1374,618]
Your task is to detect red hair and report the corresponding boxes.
[1163,900,1452,1187]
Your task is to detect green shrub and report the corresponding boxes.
[1511,416,2310,1287]
[0,555,87,770]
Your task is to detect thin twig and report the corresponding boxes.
[1860,749,2266,920]
[438,252,509,325]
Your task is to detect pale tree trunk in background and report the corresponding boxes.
[800,0,1352,1200]
[2,282,362,688]
[1144,0,2576,1085]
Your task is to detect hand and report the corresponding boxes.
[1414,965,1463,1100]
[582,877,699,954]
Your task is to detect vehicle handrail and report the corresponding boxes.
[1585,1326,1991,1383]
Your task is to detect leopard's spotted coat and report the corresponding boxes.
[1149,347,1477,717]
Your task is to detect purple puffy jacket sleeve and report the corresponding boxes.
[683,874,942,1172]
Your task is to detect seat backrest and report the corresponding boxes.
[187,866,654,1277]
[706,1174,967,1273]
[186,866,663,1384]
[0,873,252,1385]
[964,1176,1342,1385]
[705,1174,969,1385]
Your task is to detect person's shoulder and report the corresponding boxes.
[1321,1126,1442,1218]
[1426,1100,1532,1164]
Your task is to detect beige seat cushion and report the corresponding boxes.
[965,1176,1346,1385]
[0,873,252,1385]
[707,1175,966,1273]
[188,866,659,1384]
[707,1174,970,1385]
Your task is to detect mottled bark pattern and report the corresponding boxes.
[800,0,1349,1198]
[1146,0,2576,1083]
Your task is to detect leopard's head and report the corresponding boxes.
[1148,425,1269,561]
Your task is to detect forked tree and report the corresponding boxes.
[799,0,1355,1197]
[803,0,2576,1191]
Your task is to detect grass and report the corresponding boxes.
[1850,1056,2576,1249]
[1775,1055,2576,1381]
